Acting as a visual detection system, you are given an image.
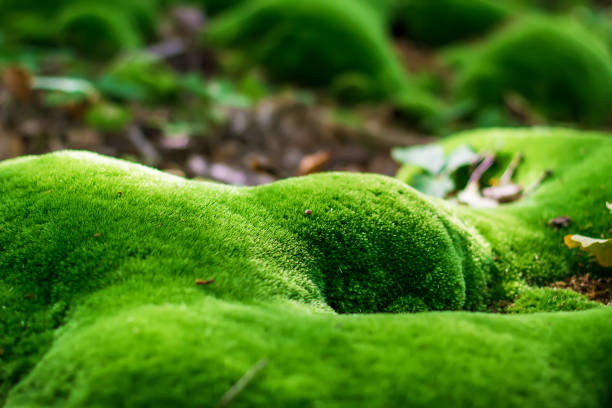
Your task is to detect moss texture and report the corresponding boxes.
[452,17,612,125]
[1,127,611,406]
[508,287,602,313]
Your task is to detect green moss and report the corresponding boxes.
[393,0,515,46]
[5,296,612,407]
[2,127,612,406]
[452,17,612,125]
[0,0,157,55]
[204,0,440,115]
[508,287,602,313]
[442,128,612,285]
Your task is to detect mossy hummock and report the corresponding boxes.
[1,128,611,407]
[451,17,612,125]
[204,0,441,115]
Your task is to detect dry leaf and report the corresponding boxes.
[2,66,33,103]
[482,183,523,203]
[548,216,571,229]
[458,182,498,208]
[564,234,612,267]
[297,151,331,176]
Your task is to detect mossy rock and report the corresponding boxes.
[1,128,612,406]
[451,17,612,125]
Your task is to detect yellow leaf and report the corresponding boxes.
[564,234,612,267]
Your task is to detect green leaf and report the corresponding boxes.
[445,144,478,173]
[411,173,454,198]
[391,144,445,175]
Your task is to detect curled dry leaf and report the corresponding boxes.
[297,151,331,176]
[482,183,523,203]
[2,66,33,103]
[195,278,214,285]
[564,234,612,267]
[548,216,571,229]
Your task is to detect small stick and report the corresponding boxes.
[219,359,268,407]
[524,169,553,196]
[499,153,523,186]
[468,154,495,185]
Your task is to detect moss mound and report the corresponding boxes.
[438,128,612,286]
[1,127,611,406]
[0,0,157,55]
[392,0,514,46]
[204,0,439,114]
[398,127,612,289]
[452,17,612,125]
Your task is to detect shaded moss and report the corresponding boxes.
[452,17,612,125]
[204,0,440,115]
[392,0,514,46]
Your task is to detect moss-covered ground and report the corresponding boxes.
[1,128,611,406]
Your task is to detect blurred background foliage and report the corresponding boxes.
[0,0,610,183]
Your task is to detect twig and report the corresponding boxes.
[468,153,495,185]
[218,359,268,407]
[499,153,523,185]
[524,169,553,196]
[127,125,161,166]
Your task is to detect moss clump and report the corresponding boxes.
[452,17,612,125]
[398,127,612,287]
[204,0,440,115]
[392,0,514,46]
[508,287,602,313]
[5,297,612,407]
[0,0,157,56]
[1,128,612,406]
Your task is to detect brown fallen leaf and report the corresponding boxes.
[0,128,25,160]
[564,234,612,267]
[24,293,35,300]
[548,216,571,229]
[297,151,331,176]
[195,278,214,285]
[2,66,33,103]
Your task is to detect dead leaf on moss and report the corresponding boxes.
[297,151,331,176]
[482,183,522,203]
[548,216,571,229]
[2,66,33,103]
[195,278,214,285]
[564,234,612,267]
